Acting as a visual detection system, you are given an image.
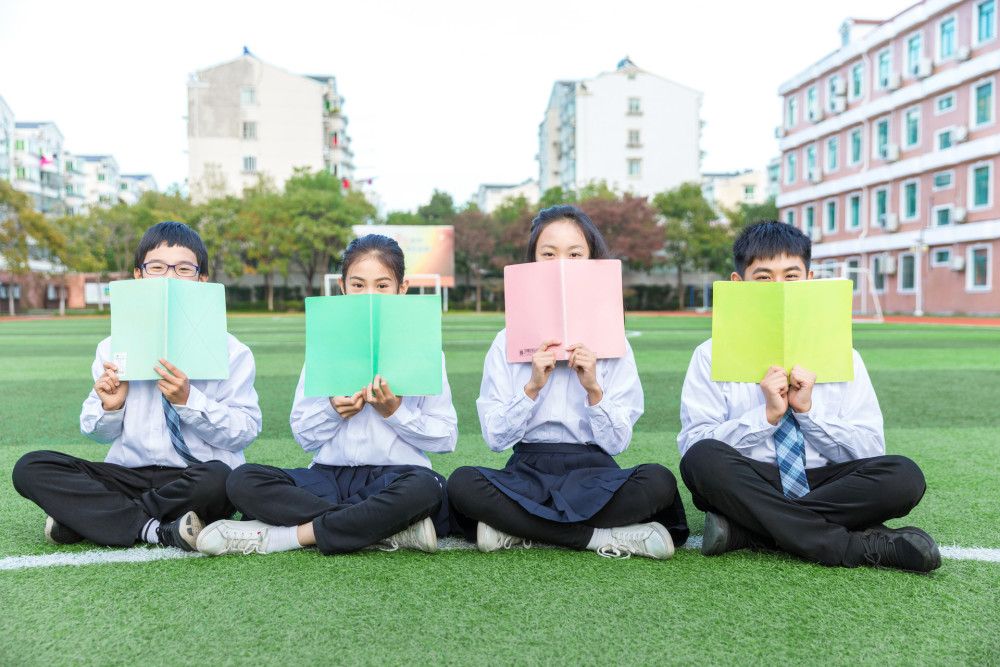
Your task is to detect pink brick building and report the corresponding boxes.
[776,0,1000,315]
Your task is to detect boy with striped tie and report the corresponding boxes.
[12,221,262,551]
[677,221,940,572]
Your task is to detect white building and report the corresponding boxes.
[701,169,769,215]
[78,155,120,209]
[0,96,14,183]
[62,153,87,214]
[476,179,540,214]
[13,121,65,214]
[119,173,158,206]
[187,51,354,201]
[537,58,703,197]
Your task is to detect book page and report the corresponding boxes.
[783,279,854,382]
[561,259,627,359]
[503,261,567,362]
[375,294,443,395]
[304,294,375,397]
[710,281,785,382]
[109,279,168,381]
[166,279,230,380]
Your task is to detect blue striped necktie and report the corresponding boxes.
[162,394,200,466]
[774,410,810,498]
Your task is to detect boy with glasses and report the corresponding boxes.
[13,221,262,551]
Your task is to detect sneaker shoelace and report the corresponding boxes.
[596,528,653,559]
[498,535,532,550]
[220,527,267,555]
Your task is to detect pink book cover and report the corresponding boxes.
[504,259,626,363]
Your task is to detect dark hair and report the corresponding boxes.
[341,234,406,285]
[525,205,610,262]
[732,220,811,277]
[134,221,209,276]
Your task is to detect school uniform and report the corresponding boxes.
[678,339,927,566]
[447,329,689,548]
[12,334,262,546]
[225,355,458,555]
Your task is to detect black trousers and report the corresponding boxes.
[225,463,443,555]
[11,450,234,547]
[679,439,927,567]
[447,463,688,550]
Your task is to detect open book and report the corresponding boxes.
[109,278,229,381]
[304,294,443,397]
[711,279,854,383]
[503,259,626,363]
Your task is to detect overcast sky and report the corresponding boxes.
[0,0,911,213]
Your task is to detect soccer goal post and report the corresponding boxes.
[813,263,884,323]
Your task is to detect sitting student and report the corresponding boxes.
[678,220,940,572]
[447,205,688,559]
[12,221,262,551]
[197,234,457,556]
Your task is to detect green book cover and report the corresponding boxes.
[304,294,443,397]
[711,279,854,383]
[109,278,229,381]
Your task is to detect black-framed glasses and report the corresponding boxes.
[141,262,201,278]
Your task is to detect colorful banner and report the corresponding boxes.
[351,225,454,287]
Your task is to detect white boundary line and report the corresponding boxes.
[1,537,997,570]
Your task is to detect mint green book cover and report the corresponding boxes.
[304,294,443,397]
[711,279,854,383]
[109,278,229,381]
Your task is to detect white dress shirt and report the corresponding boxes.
[677,339,885,468]
[289,353,458,468]
[80,334,263,469]
[476,329,644,456]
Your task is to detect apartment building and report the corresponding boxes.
[0,96,13,183]
[119,173,159,206]
[476,179,540,214]
[187,52,354,201]
[538,58,702,198]
[77,155,120,209]
[777,0,1000,315]
[12,121,65,214]
[702,169,769,216]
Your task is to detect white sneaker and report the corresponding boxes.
[594,522,674,560]
[477,522,531,553]
[196,519,273,556]
[380,517,437,553]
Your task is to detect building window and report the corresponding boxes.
[907,33,923,75]
[968,245,990,290]
[627,158,641,177]
[786,96,798,127]
[850,63,864,99]
[902,180,919,220]
[971,163,992,208]
[974,80,994,126]
[849,128,862,165]
[826,136,838,172]
[873,187,889,227]
[243,156,257,173]
[15,167,25,180]
[977,0,996,43]
[97,173,105,182]
[934,205,953,226]
[825,199,837,233]
[848,194,861,230]
[937,128,953,150]
[241,87,257,106]
[806,144,816,177]
[767,163,780,185]
[875,118,889,157]
[804,206,815,234]
[120,182,128,191]
[934,170,954,190]
[899,253,916,292]
[627,97,641,115]
[847,258,861,292]
[872,255,886,292]
[744,185,755,201]
[627,129,640,147]
[242,122,257,139]
[931,249,951,266]
[807,87,819,120]
[904,108,920,147]
[786,152,797,184]
[827,76,841,112]
[940,16,957,59]
[936,93,955,114]
[877,50,891,88]
[786,209,795,227]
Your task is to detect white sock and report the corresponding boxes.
[141,519,161,544]
[263,526,302,554]
[587,527,612,551]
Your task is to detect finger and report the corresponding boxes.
[157,359,184,378]
[565,343,582,352]
[539,339,561,351]
[103,362,119,372]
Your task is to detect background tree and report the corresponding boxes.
[0,180,64,315]
[236,178,292,310]
[723,196,780,233]
[452,205,496,312]
[416,189,456,224]
[579,194,661,269]
[653,182,718,309]
[50,214,107,315]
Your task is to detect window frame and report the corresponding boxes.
[242,155,258,174]
[935,127,954,151]
[897,252,917,294]
[905,30,924,78]
[930,248,952,267]
[850,62,865,100]
[933,169,955,191]
[938,13,959,61]
[627,158,642,177]
[968,160,993,209]
[901,178,920,221]
[872,185,891,229]
[785,152,797,185]
[904,105,921,148]
[975,0,997,46]
[932,203,954,227]
[847,192,862,231]
[848,127,863,166]
[824,197,838,234]
[971,77,995,129]
[871,255,887,294]
[935,92,956,116]
[877,49,892,89]
[873,116,891,159]
[966,243,992,291]
[826,135,839,173]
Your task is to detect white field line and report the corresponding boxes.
[1,536,998,570]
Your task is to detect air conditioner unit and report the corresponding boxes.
[888,72,902,90]
[957,45,971,61]
[831,95,847,114]
[810,226,823,242]
[885,213,900,232]
[950,255,966,271]
[916,58,933,78]
[882,144,900,162]
[833,79,847,96]
[809,108,825,122]
[953,125,969,143]
[775,126,787,138]
[883,255,898,274]
[954,206,967,223]
[808,168,823,184]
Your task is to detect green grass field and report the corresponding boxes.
[1,314,998,665]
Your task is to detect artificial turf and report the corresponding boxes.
[0,314,997,665]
